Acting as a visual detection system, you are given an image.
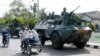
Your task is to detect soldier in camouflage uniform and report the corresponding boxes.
[61,7,69,25]
[61,8,68,16]
[61,7,69,20]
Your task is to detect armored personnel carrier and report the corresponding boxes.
[34,7,92,49]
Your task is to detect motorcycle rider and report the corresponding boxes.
[19,27,40,50]
[19,27,29,49]
[32,29,40,43]
[2,28,10,46]
[19,27,24,49]
[28,30,34,43]
[28,29,40,44]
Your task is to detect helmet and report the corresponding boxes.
[63,7,66,11]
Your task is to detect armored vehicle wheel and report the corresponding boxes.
[51,33,63,50]
[74,42,87,48]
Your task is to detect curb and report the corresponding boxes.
[86,42,100,49]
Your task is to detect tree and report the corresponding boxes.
[9,0,38,19]
[28,16,38,29]
[2,0,41,29]
[0,19,5,24]
[9,0,27,18]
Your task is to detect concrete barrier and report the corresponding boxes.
[89,32,100,43]
[86,32,100,49]
[86,42,100,49]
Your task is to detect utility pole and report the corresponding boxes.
[37,0,40,20]
[32,0,39,19]
[37,0,39,12]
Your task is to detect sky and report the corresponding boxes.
[0,0,100,17]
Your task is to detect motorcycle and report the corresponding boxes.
[22,38,42,56]
[2,34,10,47]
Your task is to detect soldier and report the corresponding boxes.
[41,9,47,20]
[47,13,52,19]
[61,7,68,16]
[61,7,69,20]
[51,11,55,19]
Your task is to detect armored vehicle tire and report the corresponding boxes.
[75,42,87,48]
[51,33,63,50]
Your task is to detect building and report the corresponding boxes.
[77,11,100,32]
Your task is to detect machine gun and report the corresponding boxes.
[69,6,80,14]
[68,6,80,20]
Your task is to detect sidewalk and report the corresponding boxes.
[86,42,100,49]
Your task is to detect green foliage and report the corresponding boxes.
[4,18,14,25]
[86,22,96,31]
[90,22,96,31]
[29,17,38,27]
[0,19,5,24]
[16,16,25,24]
[1,0,40,29]
[2,0,38,28]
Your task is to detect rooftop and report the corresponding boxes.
[76,11,100,20]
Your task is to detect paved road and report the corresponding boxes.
[0,37,100,56]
